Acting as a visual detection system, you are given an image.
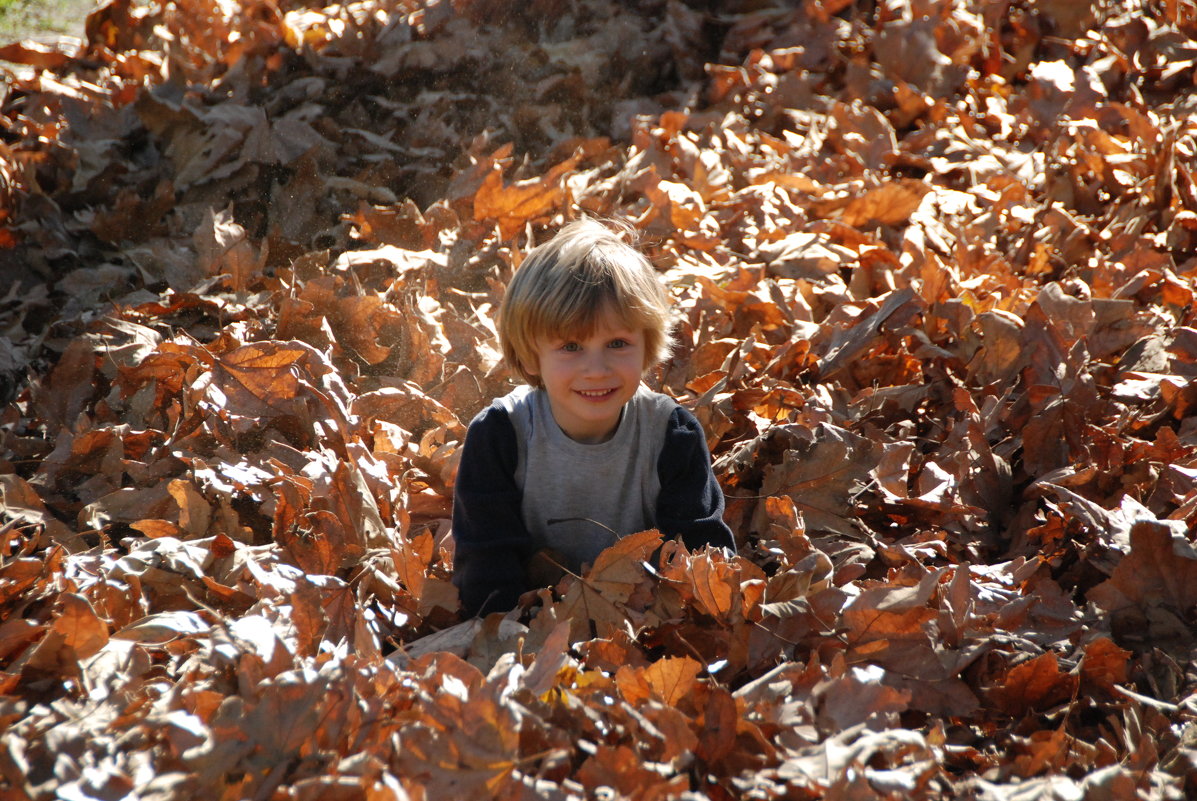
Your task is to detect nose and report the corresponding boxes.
[580,347,611,377]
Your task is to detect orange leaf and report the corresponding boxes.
[642,655,702,707]
[53,593,109,661]
[1079,637,1131,692]
[688,553,737,621]
[839,180,931,228]
[472,150,584,239]
[987,652,1078,715]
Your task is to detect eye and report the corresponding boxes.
[607,339,630,349]
[561,342,581,353]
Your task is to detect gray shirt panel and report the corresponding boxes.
[494,384,677,571]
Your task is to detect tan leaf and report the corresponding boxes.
[193,206,263,290]
[642,655,703,707]
[168,479,211,538]
[114,611,211,644]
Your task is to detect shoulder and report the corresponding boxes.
[489,384,537,418]
[459,398,521,480]
[488,384,543,441]
[464,395,520,450]
[470,385,536,437]
[660,403,707,452]
[665,402,702,433]
[631,385,683,425]
[631,387,702,440]
[655,400,713,478]
[627,388,707,462]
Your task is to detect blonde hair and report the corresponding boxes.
[498,218,675,386]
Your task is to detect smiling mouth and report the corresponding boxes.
[576,388,617,400]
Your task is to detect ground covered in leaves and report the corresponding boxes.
[1,0,1197,798]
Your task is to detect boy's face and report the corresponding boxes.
[526,307,647,444]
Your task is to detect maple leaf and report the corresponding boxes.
[641,655,703,707]
[552,529,662,642]
[755,423,882,536]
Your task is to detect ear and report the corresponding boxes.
[522,355,540,378]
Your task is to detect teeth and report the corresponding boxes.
[578,389,611,397]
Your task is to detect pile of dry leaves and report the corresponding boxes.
[2,0,1197,798]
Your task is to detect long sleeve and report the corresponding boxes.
[451,405,534,616]
[655,406,736,551]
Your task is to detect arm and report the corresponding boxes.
[655,406,736,551]
[451,405,534,616]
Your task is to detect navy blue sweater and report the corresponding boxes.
[451,402,734,616]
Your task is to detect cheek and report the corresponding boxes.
[619,348,648,371]
[535,353,568,379]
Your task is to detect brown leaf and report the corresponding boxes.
[554,529,662,642]
[1079,637,1131,692]
[31,338,96,435]
[839,180,931,228]
[0,476,80,550]
[215,341,315,412]
[815,663,912,731]
[759,232,854,281]
[5,2,1197,797]
[698,686,739,765]
[575,744,688,799]
[873,13,968,96]
[817,287,923,381]
[757,424,882,536]
[0,41,73,70]
[682,550,735,621]
[1087,520,1197,647]
[0,617,45,664]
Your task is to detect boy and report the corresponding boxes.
[451,218,735,617]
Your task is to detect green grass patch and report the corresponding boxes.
[0,0,92,42]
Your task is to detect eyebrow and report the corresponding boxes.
[547,318,640,340]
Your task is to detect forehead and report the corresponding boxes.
[546,305,641,340]
[590,306,639,332]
